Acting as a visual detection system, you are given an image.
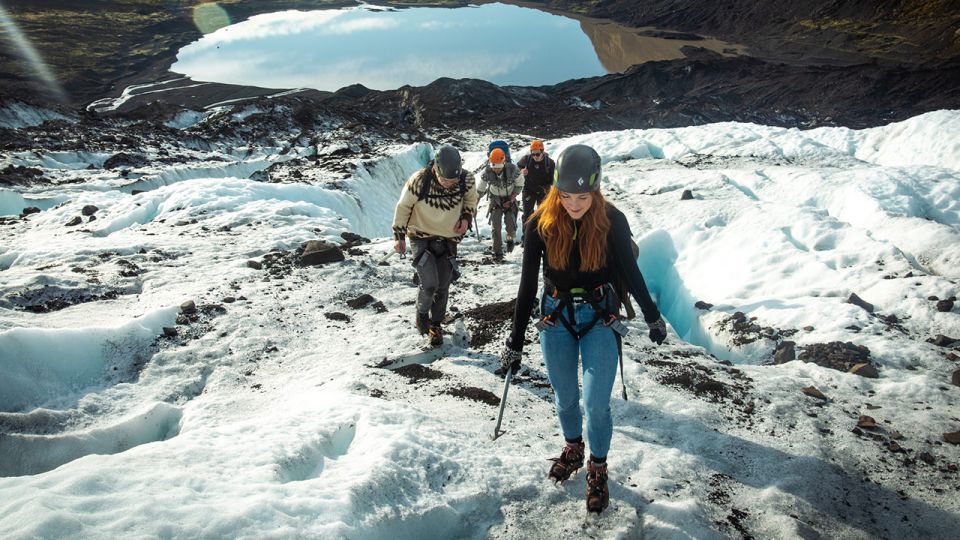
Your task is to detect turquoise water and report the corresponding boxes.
[171,3,608,91]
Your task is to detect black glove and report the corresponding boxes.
[500,347,522,375]
[647,316,667,345]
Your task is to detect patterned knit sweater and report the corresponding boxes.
[392,166,478,242]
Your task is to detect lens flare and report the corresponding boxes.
[193,3,231,34]
[0,2,68,102]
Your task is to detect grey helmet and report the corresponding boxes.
[434,145,462,179]
[554,144,601,193]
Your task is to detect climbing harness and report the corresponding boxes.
[534,283,631,400]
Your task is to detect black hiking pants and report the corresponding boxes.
[521,185,549,231]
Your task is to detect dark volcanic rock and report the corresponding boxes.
[445,386,499,406]
[798,341,872,372]
[461,299,516,348]
[346,294,376,309]
[848,363,879,379]
[103,152,149,170]
[180,300,197,314]
[645,358,751,405]
[300,240,344,266]
[340,231,370,248]
[774,341,796,364]
[81,205,99,216]
[802,386,828,400]
[0,165,45,186]
[847,293,874,313]
[392,364,443,383]
[936,299,955,312]
[928,335,959,348]
[9,285,123,313]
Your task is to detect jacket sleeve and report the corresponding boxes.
[476,169,489,197]
[511,165,524,196]
[461,172,479,226]
[391,172,419,241]
[609,210,661,322]
[507,218,543,351]
[517,154,529,173]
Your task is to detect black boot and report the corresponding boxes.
[585,460,609,513]
[547,439,584,483]
[415,312,430,336]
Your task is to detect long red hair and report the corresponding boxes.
[530,187,610,271]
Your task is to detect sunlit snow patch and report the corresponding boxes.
[0,190,69,217]
[0,307,177,413]
[0,402,182,477]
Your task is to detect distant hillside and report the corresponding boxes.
[1,0,957,118]
[542,0,960,64]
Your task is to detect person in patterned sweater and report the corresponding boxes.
[392,145,478,346]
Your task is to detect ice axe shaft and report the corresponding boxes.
[491,369,513,440]
[378,250,396,265]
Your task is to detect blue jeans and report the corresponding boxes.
[539,293,619,460]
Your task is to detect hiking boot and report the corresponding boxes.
[548,440,585,483]
[493,251,504,263]
[506,236,515,253]
[428,326,443,347]
[585,461,609,514]
[415,312,430,336]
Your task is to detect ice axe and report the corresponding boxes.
[491,368,513,441]
[377,245,406,265]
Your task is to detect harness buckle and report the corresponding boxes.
[534,317,554,331]
[604,315,629,337]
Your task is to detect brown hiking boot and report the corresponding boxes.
[415,312,430,336]
[586,461,609,513]
[428,326,443,347]
[547,440,585,483]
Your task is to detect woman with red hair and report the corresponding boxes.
[501,144,667,514]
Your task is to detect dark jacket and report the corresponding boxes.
[507,203,660,350]
[517,153,556,199]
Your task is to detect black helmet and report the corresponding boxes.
[554,144,601,193]
[434,145,462,179]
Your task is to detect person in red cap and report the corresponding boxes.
[517,139,556,231]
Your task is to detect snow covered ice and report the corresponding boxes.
[1,109,959,539]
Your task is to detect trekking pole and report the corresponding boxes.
[378,250,395,265]
[491,368,513,441]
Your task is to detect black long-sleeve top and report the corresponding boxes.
[507,204,661,350]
